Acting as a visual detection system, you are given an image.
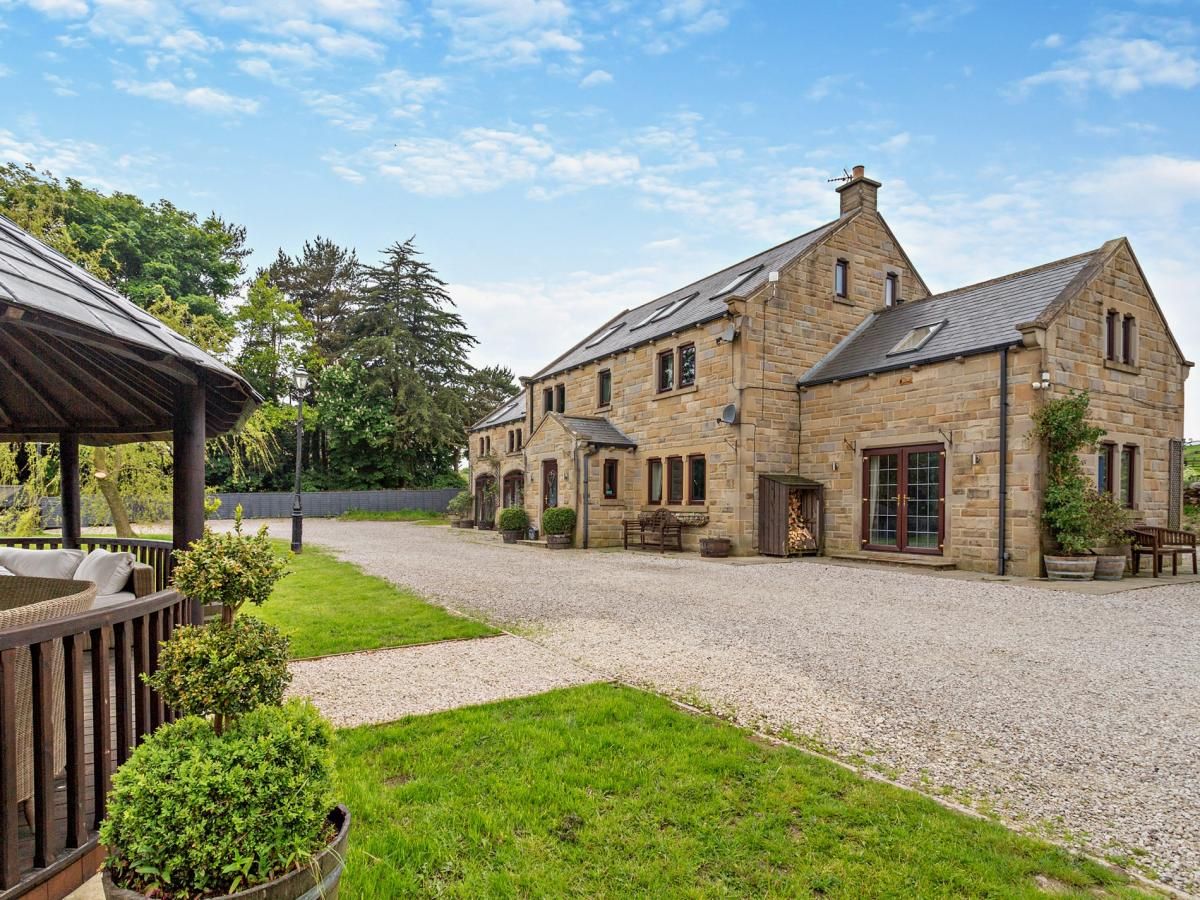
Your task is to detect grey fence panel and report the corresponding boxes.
[209,488,460,519]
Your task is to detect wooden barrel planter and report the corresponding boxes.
[1092,553,1128,581]
[546,534,571,549]
[699,537,731,558]
[1045,556,1097,580]
[452,519,474,529]
[104,806,351,900]
[501,530,522,544]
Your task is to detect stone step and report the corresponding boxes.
[828,551,957,571]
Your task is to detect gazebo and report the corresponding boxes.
[0,213,260,898]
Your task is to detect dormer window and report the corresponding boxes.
[835,259,849,299]
[887,320,946,356]
[885,273,898,307]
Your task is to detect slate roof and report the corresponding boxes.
[799,248,1102,386]
[557,415,636,448]
[532,215,851,379]
[470,391,526,432]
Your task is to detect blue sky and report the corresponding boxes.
[2,0,1198,435]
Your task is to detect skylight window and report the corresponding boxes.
[584,323,624,348]
[653,292,697,322]
[887,320,947,356]
[713,265,763,298]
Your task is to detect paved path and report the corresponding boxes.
[222,519,1200,890]
[287,635,602,727]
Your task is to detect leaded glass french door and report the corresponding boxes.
[862,444,945,555]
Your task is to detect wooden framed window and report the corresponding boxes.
[1120,444,1137,509]
[667,456,684,505]
[603,458,619,499]
[1122,315,1136,365]
[507,431,514,453]
[598,369,612,407]
[478,437,484,455]
[657,349,675,393]
[555,384,565,412]
[647,458,663,504]
[516,428,522,450]
[678,343,696,388]
[543,387,554,414]
[885,272,898,307]
[861,443,946,555]
[1105,310,1118,361]
[1098,442,1116,494]
[687,455,706,504]
[835,259,849,298]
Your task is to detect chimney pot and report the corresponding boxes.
[836,164,881,215]
[852,164,865,178]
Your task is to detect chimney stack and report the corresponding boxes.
[836,164,881,215]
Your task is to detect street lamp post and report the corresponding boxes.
[291,366,309,553]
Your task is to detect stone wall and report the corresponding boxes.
[467,418,525,526]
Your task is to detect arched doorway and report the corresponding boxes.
[502,471,524,509]
[475,474,497,527]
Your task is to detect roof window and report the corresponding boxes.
[713,266,763,298]
[887,320,946,356]
[584,323,624,348]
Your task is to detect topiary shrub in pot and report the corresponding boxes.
[1033,391,1104,580]
[100,701,347,900]
[102,512,350,899]
[541,506,576,549]
[447,490,474,528]
[1088,489,1132,581]
[498,505,529,544]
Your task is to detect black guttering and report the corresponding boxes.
[796,339,1022,389]
[997,347,1010,576]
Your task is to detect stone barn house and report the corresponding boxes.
[467,167,1191,576]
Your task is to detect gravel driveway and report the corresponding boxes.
[245,519,1199,889]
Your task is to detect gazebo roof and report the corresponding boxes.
[0,213,261,443]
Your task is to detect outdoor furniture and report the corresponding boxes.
[1128,527,1198,577]
[623,509,683,552]
[0,577,97,819]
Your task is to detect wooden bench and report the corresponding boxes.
[1129,527,1198,577]
[623,509,683,552]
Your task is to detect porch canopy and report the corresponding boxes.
[0,213,260,581]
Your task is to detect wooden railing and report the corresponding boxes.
[0,588,188,899]
[0,538,174,594]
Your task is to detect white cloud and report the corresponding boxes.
[429,0,581,65]
[1035,33,1064,49]
[24,0,88,17]
[897,1,974,33]
[303,90,376,131]
[43,73,77,95]
[878,132,912,152]
[206,0,417,37]
[115,78,260,114]
[236,40,323,68]
[366,67,447,117]
[579,68,612,88]
[806,74,851,101]
[1014,18,1200,98]
[658,0,728,35]
[0,127,162,192]
[159,27,219,54]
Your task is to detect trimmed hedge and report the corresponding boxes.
[542,506,576,536]
[498,506,529,532]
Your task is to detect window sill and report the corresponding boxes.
[1104,359,1140,375]
[833,295,854,306]
[653,384,699,401]
[596,404,612,413]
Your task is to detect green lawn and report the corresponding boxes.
[252,542,496,658]
[336,684,1142,899]
[337,508,447,524]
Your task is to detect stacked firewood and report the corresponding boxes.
[787,492,816,552]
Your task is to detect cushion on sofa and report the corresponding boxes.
[75,548,135,596]
[0,565,12,576]
[0,547,86,579]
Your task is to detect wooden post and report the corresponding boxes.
[172,374,205,624]
[60,432,81,550]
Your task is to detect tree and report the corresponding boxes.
[340,239,477,487]
[464,365,520,433]
[0,163,248,321]
[234,275,315,401]
[265,237,360,361]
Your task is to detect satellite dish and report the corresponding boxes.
[719,403,739,426]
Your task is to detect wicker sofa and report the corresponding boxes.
[0,576,98,818]
[0,547,154,605]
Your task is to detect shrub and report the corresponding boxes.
[1088,489,1132,548]
[1033,391,1105,555]
[542,506,576,536]
[498,506,529,532]
[172,508,288,626]
[101,700,335,899]
[447,490,473,519]
[144,616,291,726]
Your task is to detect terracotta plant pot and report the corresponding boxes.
[1092,554,1128,581]
[699,537,731,558]
[501,530,521,544]
[546,534,571,549]
[1045,555,1097,581]
[104,805,350,900]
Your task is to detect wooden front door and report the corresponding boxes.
[862,444,945,555]
[542,459,558,510]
